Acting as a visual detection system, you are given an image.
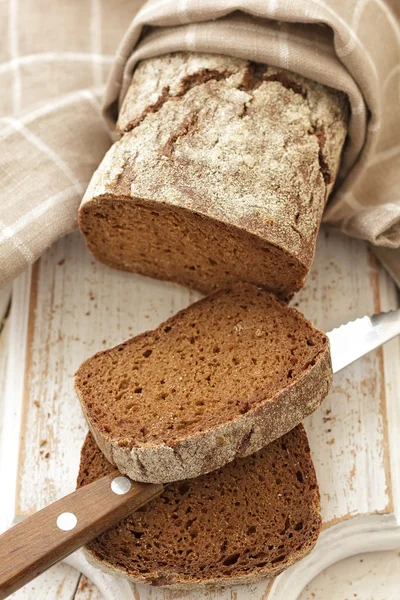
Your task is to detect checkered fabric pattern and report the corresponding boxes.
[0,0,145,286]
[0,0,399,288]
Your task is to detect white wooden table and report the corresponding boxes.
[0,228,399,599]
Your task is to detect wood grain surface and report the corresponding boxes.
[6,563,102,600]
[1,227,399,599]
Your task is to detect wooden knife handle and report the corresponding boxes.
[0,471,164,599]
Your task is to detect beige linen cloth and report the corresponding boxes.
[0,0,399,288]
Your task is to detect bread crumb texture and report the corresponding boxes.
[78,425,321,589]
[75,283,331,482]
[79,52,348,298]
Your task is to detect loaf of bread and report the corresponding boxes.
[75,283,332,483]
[79,52,348,298]
[78,425,321,589]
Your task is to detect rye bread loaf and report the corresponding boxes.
[78,425,321,589]
[75,283,332,483]
[79,53,348,298]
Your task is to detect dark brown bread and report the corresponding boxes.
[79,52,348,299]
[78,426,321,589]
[75,283,332,483]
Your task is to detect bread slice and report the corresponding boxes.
[78,425,321,589]
[79,52,348,299]
[75,283,331,483]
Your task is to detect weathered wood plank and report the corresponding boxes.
[8,563,80,600]
[379,258,400,523]
[2,227,399,600]
[16,237,200,514]
[74,575,103,600]
[295,233,392,523]
[0,271,32,534]
[373,246,400,289]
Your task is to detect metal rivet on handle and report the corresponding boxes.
[57,512,78,531]
[111,476,132,495]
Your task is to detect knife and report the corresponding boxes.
[0,308,399,599]
[327,308,400,373]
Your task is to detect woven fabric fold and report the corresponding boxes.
[0,0,399,287]
[104,0,400,252]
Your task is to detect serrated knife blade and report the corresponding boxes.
[327,309,400,373]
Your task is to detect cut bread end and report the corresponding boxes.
[78,195,308,299]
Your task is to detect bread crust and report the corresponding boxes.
[83,542,316,589]
[79,52,348,297]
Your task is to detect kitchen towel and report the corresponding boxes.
[0,0,399,287]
